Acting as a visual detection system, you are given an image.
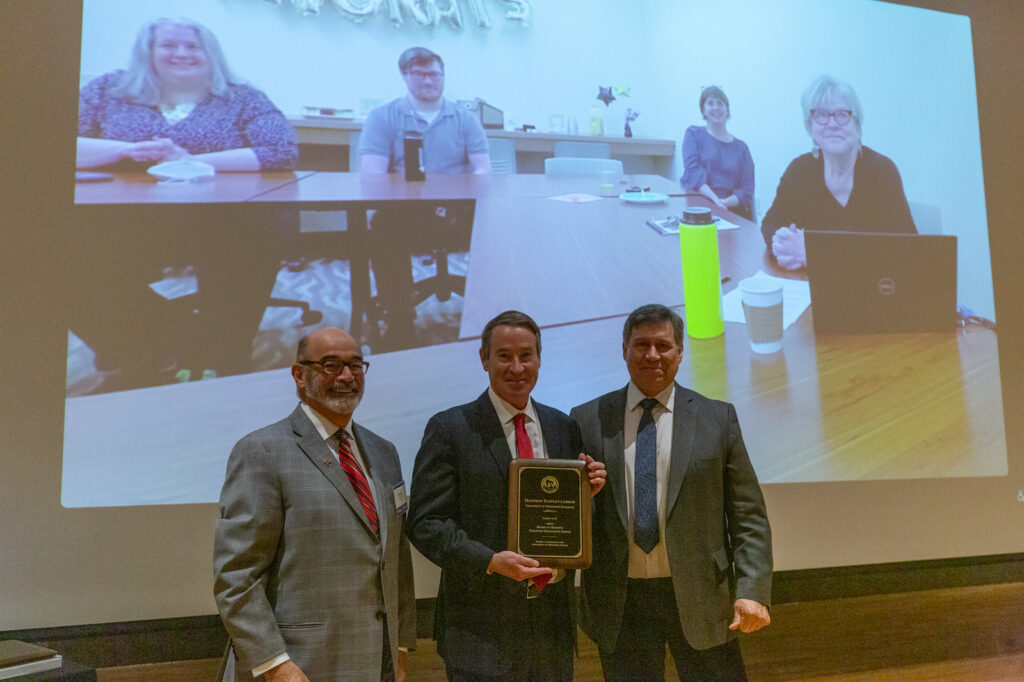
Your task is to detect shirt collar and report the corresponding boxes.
[626,381,675,413]
[487,386,539,427]
[300,401,352,441]
[399,94,454,122]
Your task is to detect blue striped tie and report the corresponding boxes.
[634,398,660,553]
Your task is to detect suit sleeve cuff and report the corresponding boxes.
[252,652,290,677]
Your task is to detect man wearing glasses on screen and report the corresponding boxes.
[359,46,491,174]
[358,47,490,353]
[214,327,415,682]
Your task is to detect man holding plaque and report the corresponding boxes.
[571,304,772,681]
[408,310,606,681]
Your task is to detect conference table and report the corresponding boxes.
[70,169,1005,483]
[249,171,685,347]
[72,171,317,385]
[251,170,1004,481]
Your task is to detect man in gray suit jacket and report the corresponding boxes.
[214,327,416,682]
[570,304,772,681]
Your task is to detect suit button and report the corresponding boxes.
[376,610,386,621]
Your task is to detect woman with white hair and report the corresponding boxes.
[77,17,296,170]
[761,75,916,270]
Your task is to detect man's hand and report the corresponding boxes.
[728,598,770,633]
[770,224,806,270]
[264,660,310,682]
[578,453,607,496]
[395,648,407,682]
[488,551,553,582]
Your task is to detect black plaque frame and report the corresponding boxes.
[507,458,592,569]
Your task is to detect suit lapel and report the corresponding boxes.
[535,402,567,460]
[602,387,630,533]
[665,384,697,517]
[472,391,514,483]
[289,406,377,538]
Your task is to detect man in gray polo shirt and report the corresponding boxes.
[358,48,490,353]
[359,46,491,174]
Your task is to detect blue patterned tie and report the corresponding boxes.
[634,398,660,553]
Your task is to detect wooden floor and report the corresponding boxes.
[97,582,1024,681]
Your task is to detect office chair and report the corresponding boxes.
[553,140,611,158]
[544,157,624,176]
[908,200,943,235]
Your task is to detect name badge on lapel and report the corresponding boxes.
[393,481,409,515]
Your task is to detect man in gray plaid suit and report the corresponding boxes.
[214,327,416,681]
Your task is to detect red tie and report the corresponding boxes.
[513,413,534,459]
[513,413,551,591]
[337,431,379,535]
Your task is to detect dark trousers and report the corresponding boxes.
[600,578,747,682]
[380,616,395,682]
[444,589,574,682]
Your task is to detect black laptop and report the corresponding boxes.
[805,231,958,334]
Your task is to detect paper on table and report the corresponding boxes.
[548,193,603,203]
[722,270,810,329]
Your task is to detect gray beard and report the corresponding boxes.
[307,378,362,415]
[321,390,361,414]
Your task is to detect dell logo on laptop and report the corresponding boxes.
[878,278,896,296]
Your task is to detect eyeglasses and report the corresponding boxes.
[810,109,854,126]
[298,358,370,377]
[405,69,444,81]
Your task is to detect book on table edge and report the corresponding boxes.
[0,640,63,679]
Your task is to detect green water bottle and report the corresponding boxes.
[679,207,724,338]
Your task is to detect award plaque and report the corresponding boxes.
[507,458,592,569]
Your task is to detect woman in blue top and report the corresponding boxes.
[680,85,755,220]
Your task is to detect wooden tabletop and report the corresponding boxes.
[74,170,314,205]
[455,193,1004,482]
[67,170,1006,484]
[250,171,682,203]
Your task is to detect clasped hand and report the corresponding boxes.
[124,137,189,163]
[770,224,807,270]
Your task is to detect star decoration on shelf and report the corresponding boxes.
[597,86,616,106]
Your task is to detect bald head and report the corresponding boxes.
[297,327,357,363]
[292,327,364,428]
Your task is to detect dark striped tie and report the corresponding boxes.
[634,398,660,553]
[338,431,379,535]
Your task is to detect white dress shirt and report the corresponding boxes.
[487,387,548,460]
[623,381,675,578]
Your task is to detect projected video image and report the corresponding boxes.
[63,0,1006,508]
